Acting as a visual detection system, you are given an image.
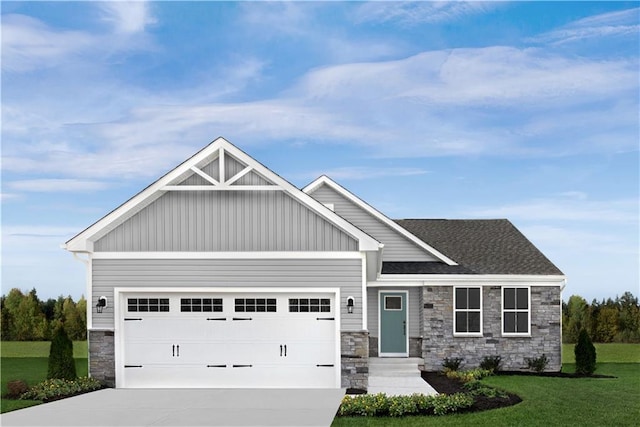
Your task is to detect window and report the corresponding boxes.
[454,287,482,335]
[127,298,169,312]
[289,298,330,313]
[181,298,223,312]
[235,298,276,312]
[384,296,402,311]
[502,287,530,335]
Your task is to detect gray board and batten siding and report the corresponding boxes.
[94,190,358,252]
[308,184,436,262]
[92,258,363,331]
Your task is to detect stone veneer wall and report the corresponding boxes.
[422,286,562,371]
[341,331,369,391]
[88,330,115,387]
[369,337,422,358]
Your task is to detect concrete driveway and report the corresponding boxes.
[0,388,345,427]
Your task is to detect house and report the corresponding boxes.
[64,137,565,390]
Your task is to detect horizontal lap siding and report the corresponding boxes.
[92,258,362,331]
[94,191,357,252]
[309,185,435,262]
[367,287,422,337]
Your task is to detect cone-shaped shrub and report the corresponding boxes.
[574,329,596,375]
[47,326,77,380]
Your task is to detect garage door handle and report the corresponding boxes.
[280,345,283,357]
[172,345,175,357]
[176,345,180,357]
[232,364,252,368]
[284,345,287,357]
[232,317,252,321]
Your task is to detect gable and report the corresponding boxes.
[65,138,380,253]
[307,182,438,262]
[94,189,358,252]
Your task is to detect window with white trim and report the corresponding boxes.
[454,287,482,335]
[502,287,530,335]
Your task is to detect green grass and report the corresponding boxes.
[1,341,88,413]
[333,343,640,427]
[562,343,640,364]
[1,341,87,359]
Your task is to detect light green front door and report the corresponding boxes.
[379,292,407,355]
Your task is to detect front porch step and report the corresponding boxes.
[367,357,437,396]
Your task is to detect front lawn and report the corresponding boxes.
[1,341,88,413]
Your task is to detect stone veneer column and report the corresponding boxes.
[422,286,562,371]
[88,330,115,387]
[341,331,369,392]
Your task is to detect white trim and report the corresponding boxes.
[501,286,531,337]
[303,176,457,265]
[453,286,483,337]
[373,274,566,285]
[226,165,253,186]
[65,137,381,253]
[189,166,219,186]
[114,286,341,389]
[361,253,368,331]
[72,253,92,329]
[378,290,409,357]
[219,145,225,183]
[92,251,364,260]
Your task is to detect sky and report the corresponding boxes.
[1,1,638,303]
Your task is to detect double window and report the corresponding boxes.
[502,287,530,335]
[454,287,482,335]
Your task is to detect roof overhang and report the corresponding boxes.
[303,175,457,266]
[370,274,567,286]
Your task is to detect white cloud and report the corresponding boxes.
[300,166,429,181]
[531,7,640,45]
[99,1,156,34]
[7,179,111,192]
[1,14,96,72]
[470,196,638,224]
[354,1,501,25]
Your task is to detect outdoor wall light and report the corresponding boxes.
[346,296,355,314]
[96,296,107,313]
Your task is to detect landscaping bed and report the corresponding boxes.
[421,371,522,412]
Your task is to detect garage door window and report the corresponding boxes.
[181,298,223,312]
[128,298,169,312]
[289,298,330,313]
[235,298,277,312]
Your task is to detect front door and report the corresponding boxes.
[379,291,408,356]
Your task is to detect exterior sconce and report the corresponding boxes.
[96,296,107,313]
[346,296,355,314]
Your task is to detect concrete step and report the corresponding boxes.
[368,376,429,387]
[369,357,423,365]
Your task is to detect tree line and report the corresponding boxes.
[2,287,639,343]
[563,291,640,343]
[1,288,86,341]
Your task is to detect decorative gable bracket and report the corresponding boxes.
[162,147,282,191]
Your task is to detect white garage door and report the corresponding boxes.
[118,292,338,388]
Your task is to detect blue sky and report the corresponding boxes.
[2,1,638,302]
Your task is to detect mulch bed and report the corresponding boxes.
[421,371,522,412]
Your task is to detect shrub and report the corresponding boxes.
[479,355,502,372]
[526,354,550,373]
[444,368,493,383]
[47,326,76,380]
[575,329,597,375]
[6,380,29,398]
[337,392,474,417]
[463,380,509,398]
[442,357,464,371]
[21,377,102,401]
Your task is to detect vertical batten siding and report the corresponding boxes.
[309,185,436,262]
[92,258,362,331]
[367,287,422,337]
[94,191,358,252]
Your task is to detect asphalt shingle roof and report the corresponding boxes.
[393,219,564,276]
